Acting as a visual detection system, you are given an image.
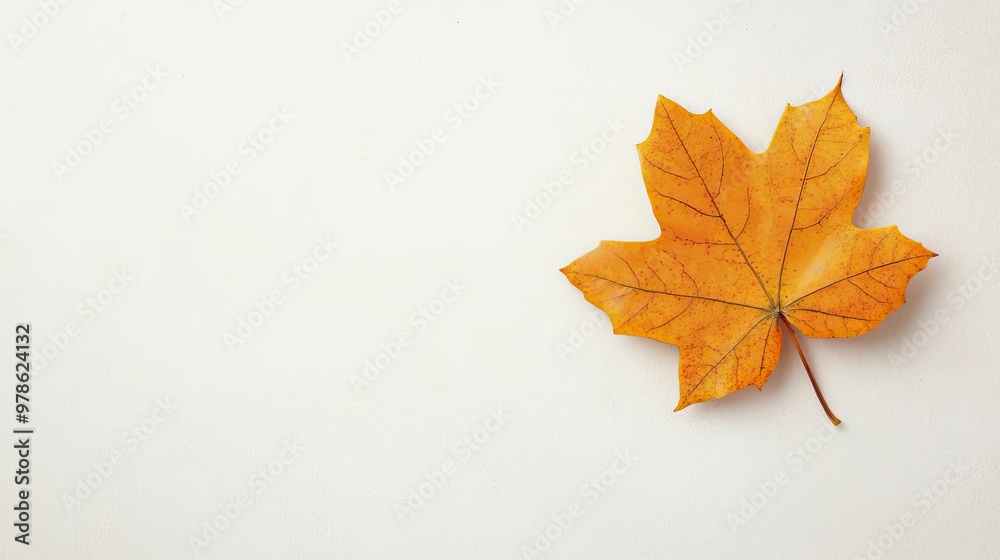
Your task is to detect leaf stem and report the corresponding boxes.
[778,313,841,426]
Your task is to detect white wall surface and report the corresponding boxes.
[1,1,998,559]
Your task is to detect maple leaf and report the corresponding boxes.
[561,77,936,424]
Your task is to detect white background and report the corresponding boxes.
[1,0,998,558]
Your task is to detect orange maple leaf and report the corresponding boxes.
[561,77,936,424]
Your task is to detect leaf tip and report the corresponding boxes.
[673,389,694,411]
[816,73,845,103]
[653,94,671,115]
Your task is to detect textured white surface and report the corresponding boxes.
[1,1,999,558]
